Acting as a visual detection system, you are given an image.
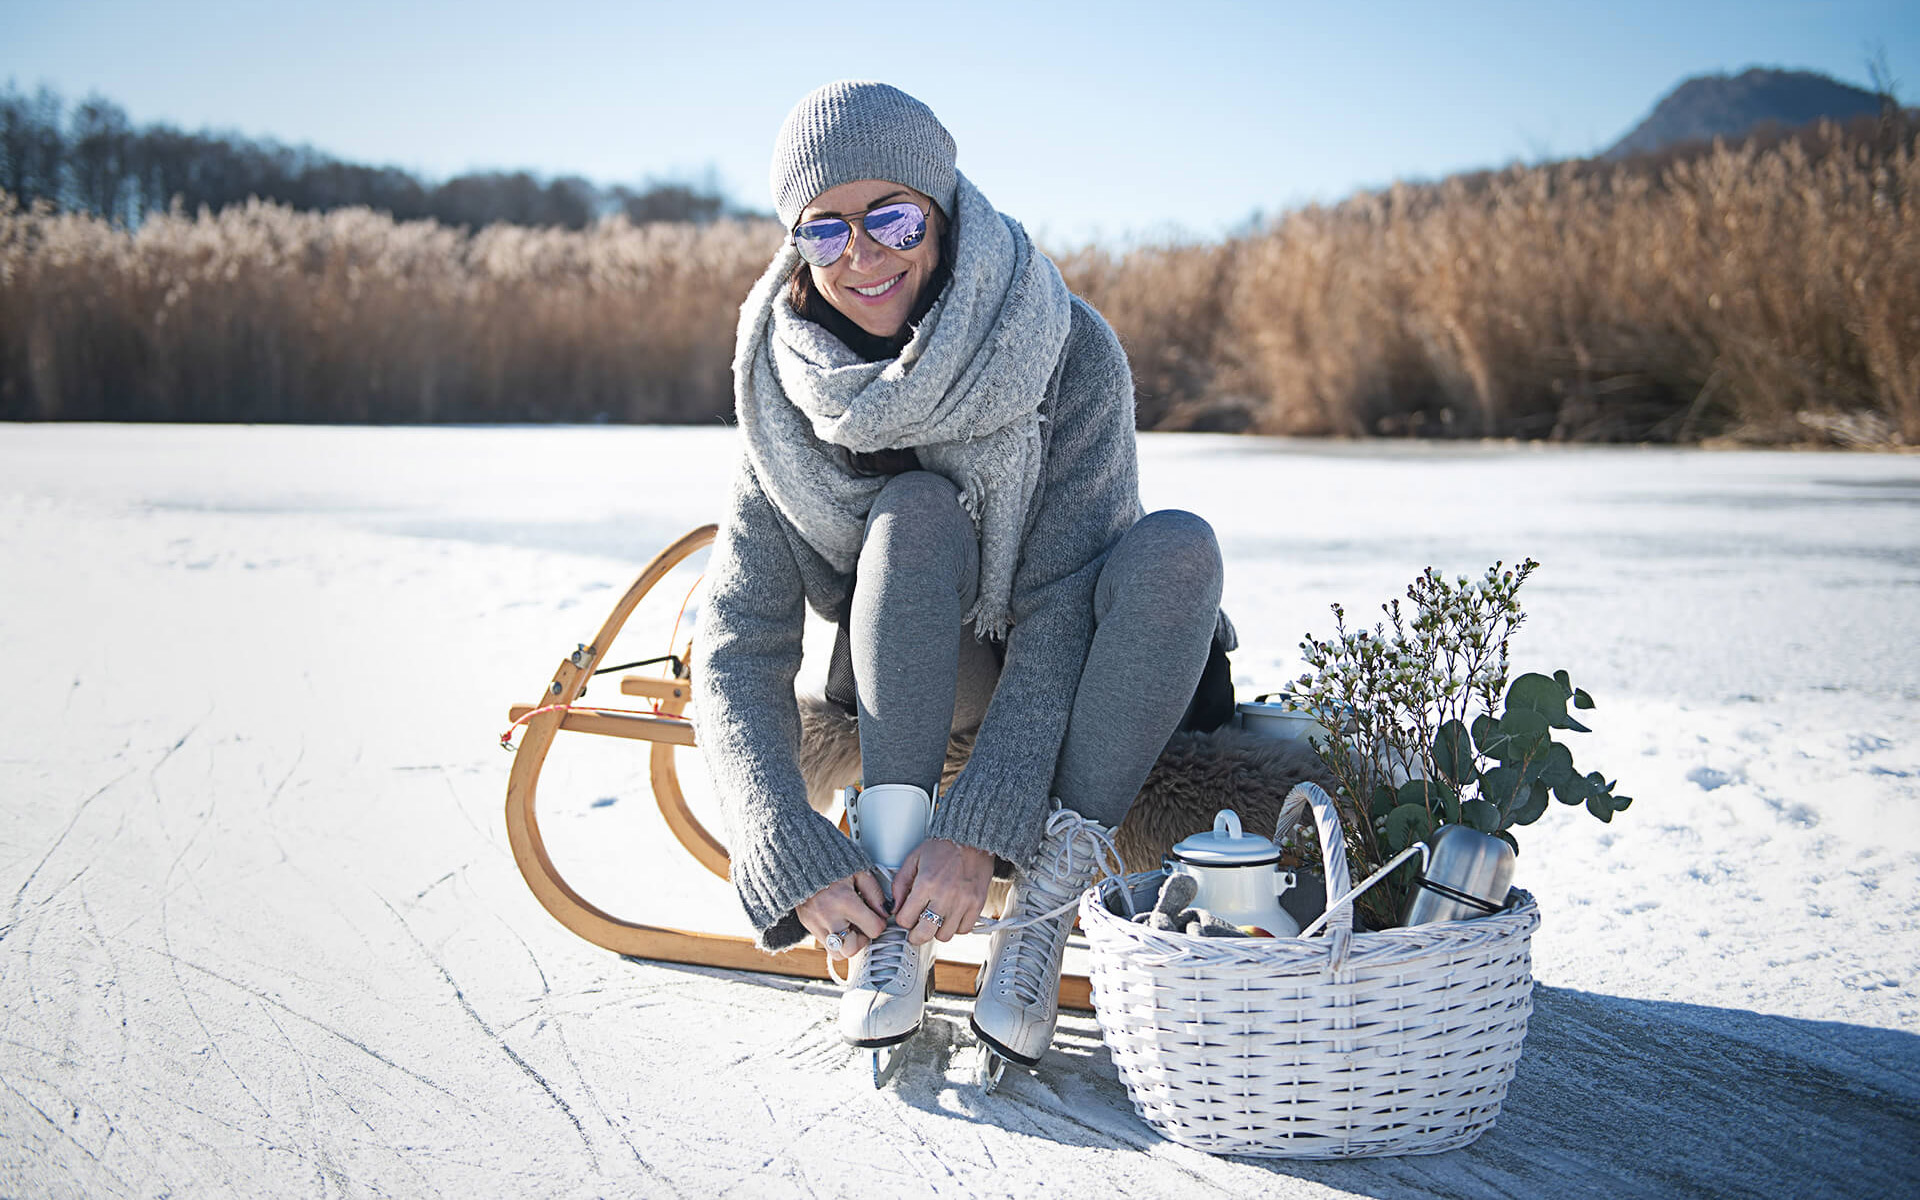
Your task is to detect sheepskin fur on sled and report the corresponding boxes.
[794,691,1338,872]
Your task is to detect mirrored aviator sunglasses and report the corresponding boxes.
[791,201,928,268]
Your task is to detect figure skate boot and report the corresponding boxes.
[838,782,936,1087]
[971,806,1116,1091]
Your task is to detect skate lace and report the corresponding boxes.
[827,865,913,989]
[978,809,1126,1007]
[852,925,915,992]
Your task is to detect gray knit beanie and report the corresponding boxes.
[770,81,958,229]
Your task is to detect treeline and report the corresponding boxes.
[2,113,1915,444]
[0,84,749,229]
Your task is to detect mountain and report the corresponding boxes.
[1606,67,1885,159]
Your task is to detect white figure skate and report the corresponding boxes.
[970,807,1116,1092]
[839,782,935,1088]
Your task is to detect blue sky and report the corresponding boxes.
[3,0,1915,245]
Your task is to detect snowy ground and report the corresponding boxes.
[2,424,1916,1198]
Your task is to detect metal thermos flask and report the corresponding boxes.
[1402,825,1516,925]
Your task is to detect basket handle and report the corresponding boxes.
[1276,781,1354,932]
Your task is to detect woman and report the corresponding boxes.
[696,80,1230,1071]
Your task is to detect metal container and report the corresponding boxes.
[1167,810,1301,937]
[1402,824,1516,925]
[1234,695,1330,746]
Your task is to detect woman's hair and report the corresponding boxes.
[786,203,956,364]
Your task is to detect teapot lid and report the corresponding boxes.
[1169,809,1282,867]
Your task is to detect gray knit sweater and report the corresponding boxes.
[696,294,1143,951]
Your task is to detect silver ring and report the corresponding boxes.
[824,929,848,954]
[919,907,944,927]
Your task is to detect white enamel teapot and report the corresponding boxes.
[1166,809,1302,937]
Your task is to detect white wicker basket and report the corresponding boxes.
[1080,782,1539,1158]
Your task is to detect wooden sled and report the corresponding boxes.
[504,523,1094,1011]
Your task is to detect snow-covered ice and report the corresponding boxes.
[3,425,1916,1198]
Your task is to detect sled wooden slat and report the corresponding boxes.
[621,677,690,702]
[504,521,1095,1012]
[506,704,698,746]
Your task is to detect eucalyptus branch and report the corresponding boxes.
[1287,557,1627,926]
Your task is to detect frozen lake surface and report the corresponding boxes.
[3,425,1917,1198]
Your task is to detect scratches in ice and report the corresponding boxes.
[372,889,680,1187]
[1,765,137,944]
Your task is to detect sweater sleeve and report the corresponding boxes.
[928,299,1142,864]
[695,455,873,951]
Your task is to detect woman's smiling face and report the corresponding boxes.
[801,179,942,339]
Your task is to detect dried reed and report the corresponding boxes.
[0,196,779,424]
[1066,122,1918,445]
[3,123,1914,443]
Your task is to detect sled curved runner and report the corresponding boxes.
[504,523,1093,1010]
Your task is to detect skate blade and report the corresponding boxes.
[978,1047,1010,1094]
[870,1042,909,1089]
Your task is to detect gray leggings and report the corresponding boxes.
[849,471,1224,828]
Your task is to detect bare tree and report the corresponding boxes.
[0,84,66,206]
[70,95,135,222]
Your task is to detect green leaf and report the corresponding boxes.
[1494,829,1520,856]
[1480,765,1520,807]
[1371,783,1399,819]
[1553,669,1572,694]
[1612,794,1633,812]
[1432,719,1478,787]
[1573,688,1595,711]
[1461,799,1501,832]
[1515,740,1556,791]
[1497,778,1536,823]
[1384,803,1434,852]
[1471,713,1503,756]
[1481,709,1550,763]
[1510,782,1550,826]
[1506,672,1592,733]
[1586,793,1615,823]
[1536,740,1576,789]
[1398,777,1456,814]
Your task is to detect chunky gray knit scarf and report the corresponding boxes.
[734,172,1073,639]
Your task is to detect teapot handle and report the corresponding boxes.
[1214,810,1243,839]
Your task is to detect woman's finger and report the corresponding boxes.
[934,881,984,942]
[895,874,929,938]
[901,879,954,946]
[822,928,868,960]
[851,871,888,923]
[842,887,888,940]
[890,845,922,913]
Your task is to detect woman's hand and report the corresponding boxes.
[795,872,890,961]
[893,838,994,946]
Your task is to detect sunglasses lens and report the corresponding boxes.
[863,202,926,251]
[794,218,851,266]
[792,203,926,266]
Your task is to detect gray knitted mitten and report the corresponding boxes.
[1132,873,1251,937]
[1140,872,1195,930]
